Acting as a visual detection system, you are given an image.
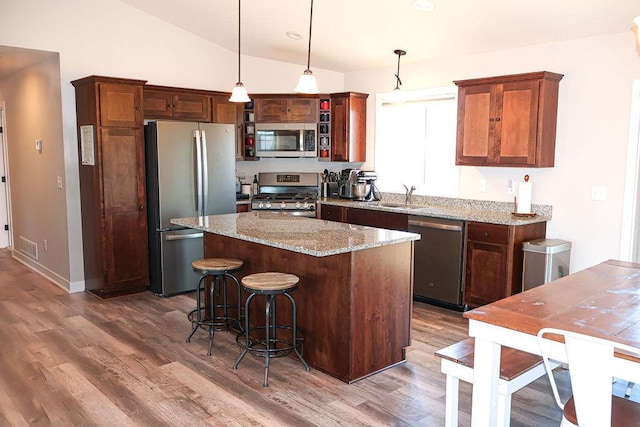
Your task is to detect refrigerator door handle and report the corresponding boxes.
[194,130,203,215]
[165,232,203,241]
[200,129,209,214]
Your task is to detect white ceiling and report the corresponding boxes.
[117,0,639,73]
[1,1,637,78]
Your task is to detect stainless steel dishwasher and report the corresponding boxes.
[408,216,466,311]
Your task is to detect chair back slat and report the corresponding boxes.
[537,328,640,427]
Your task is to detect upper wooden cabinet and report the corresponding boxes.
[144,85,211,122]
[454,71,563,168]
[254,96,319,122]
[211,95,244,159]
[71,76,149,299]
[212,96,241,124]
[97,82,144,127]
[330,92,368,162]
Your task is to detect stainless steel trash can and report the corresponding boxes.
[522,239,571,291]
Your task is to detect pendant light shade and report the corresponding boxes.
[394,49,406,90]
[229,0,250,103]
[229,83,250,103]
[295,0,320,94]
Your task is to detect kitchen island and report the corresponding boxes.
[172,212,419,383]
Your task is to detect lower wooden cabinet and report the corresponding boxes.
[345,207,408,231]
[464,221,546,307]
[319,205,408,231]
[319,204,345,222]
[236,203,249,213]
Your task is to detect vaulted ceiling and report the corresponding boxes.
[118,0,639,72]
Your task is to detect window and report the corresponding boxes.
[374,87,459,197]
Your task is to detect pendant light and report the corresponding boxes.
[229,0,250,103]
[393,49,406,90]
[295,0,320,94]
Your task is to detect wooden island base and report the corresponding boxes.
[204,233,414,383]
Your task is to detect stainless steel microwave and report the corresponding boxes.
[255,123,317,158]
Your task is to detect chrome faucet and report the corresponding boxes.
[403,184,416,205]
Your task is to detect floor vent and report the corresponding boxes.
[19,236,38,260]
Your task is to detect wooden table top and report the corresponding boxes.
[464,259,640,359]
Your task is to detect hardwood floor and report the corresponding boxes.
[0,248,626,426]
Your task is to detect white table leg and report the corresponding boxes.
[444,373,459,427]
[470,331,501,427]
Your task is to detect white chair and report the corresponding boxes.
[537,328,640,426]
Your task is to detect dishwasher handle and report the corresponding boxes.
[408,218,463,232]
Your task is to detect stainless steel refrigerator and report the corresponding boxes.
[145,121,236,296]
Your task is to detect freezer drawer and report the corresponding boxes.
[148,228,203,296]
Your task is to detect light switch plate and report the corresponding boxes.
[479,179,487,192]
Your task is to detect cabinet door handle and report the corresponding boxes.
[483,232,489,237]
[495,117,501,122]
[489,118,495,122]
[139,205,144,210]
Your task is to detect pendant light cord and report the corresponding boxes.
[237,0,242,82]
[306,0,313,71]
[395,53,402,89]
[394,49,406,90]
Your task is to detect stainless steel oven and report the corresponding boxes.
[251,172,320,217]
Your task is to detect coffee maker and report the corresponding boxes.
[357,171,381,202]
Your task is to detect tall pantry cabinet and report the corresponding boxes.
[71,76,149,298]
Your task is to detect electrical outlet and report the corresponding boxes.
[507,179,515,194]
[56,176,63,189]
[43,239,48,251]
[479,179,487,192]
[591,186,607,201]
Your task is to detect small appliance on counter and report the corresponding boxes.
[356,171,381,202]
[338,169,359,199]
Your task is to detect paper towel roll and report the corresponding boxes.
[516,181,532,214]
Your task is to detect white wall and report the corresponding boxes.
[346,32,640,272]
[0,0,344,290]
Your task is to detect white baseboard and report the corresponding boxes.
[11,249,85,293]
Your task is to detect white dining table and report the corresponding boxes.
[464,259,640,425]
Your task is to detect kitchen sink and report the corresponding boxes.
[378,203,421,209]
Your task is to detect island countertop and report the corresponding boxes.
[171,211,420,257]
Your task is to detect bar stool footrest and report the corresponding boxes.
[235,325,305,359]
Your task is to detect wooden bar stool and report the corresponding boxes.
[233,272,310,386]
[186,257,243,356]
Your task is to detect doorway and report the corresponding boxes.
[0,108,9,248]
[621,80,640,262]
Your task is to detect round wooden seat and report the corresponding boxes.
[192,258,243,274]
[241,272,299,292]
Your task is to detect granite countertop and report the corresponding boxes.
[319,193,552,226]
[171,212,420,257]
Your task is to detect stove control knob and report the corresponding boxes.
[280,202,287,209]
[295,201,301,209]
[258,202,265,209]
[265,202,271,209]
[302,202,309,209]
